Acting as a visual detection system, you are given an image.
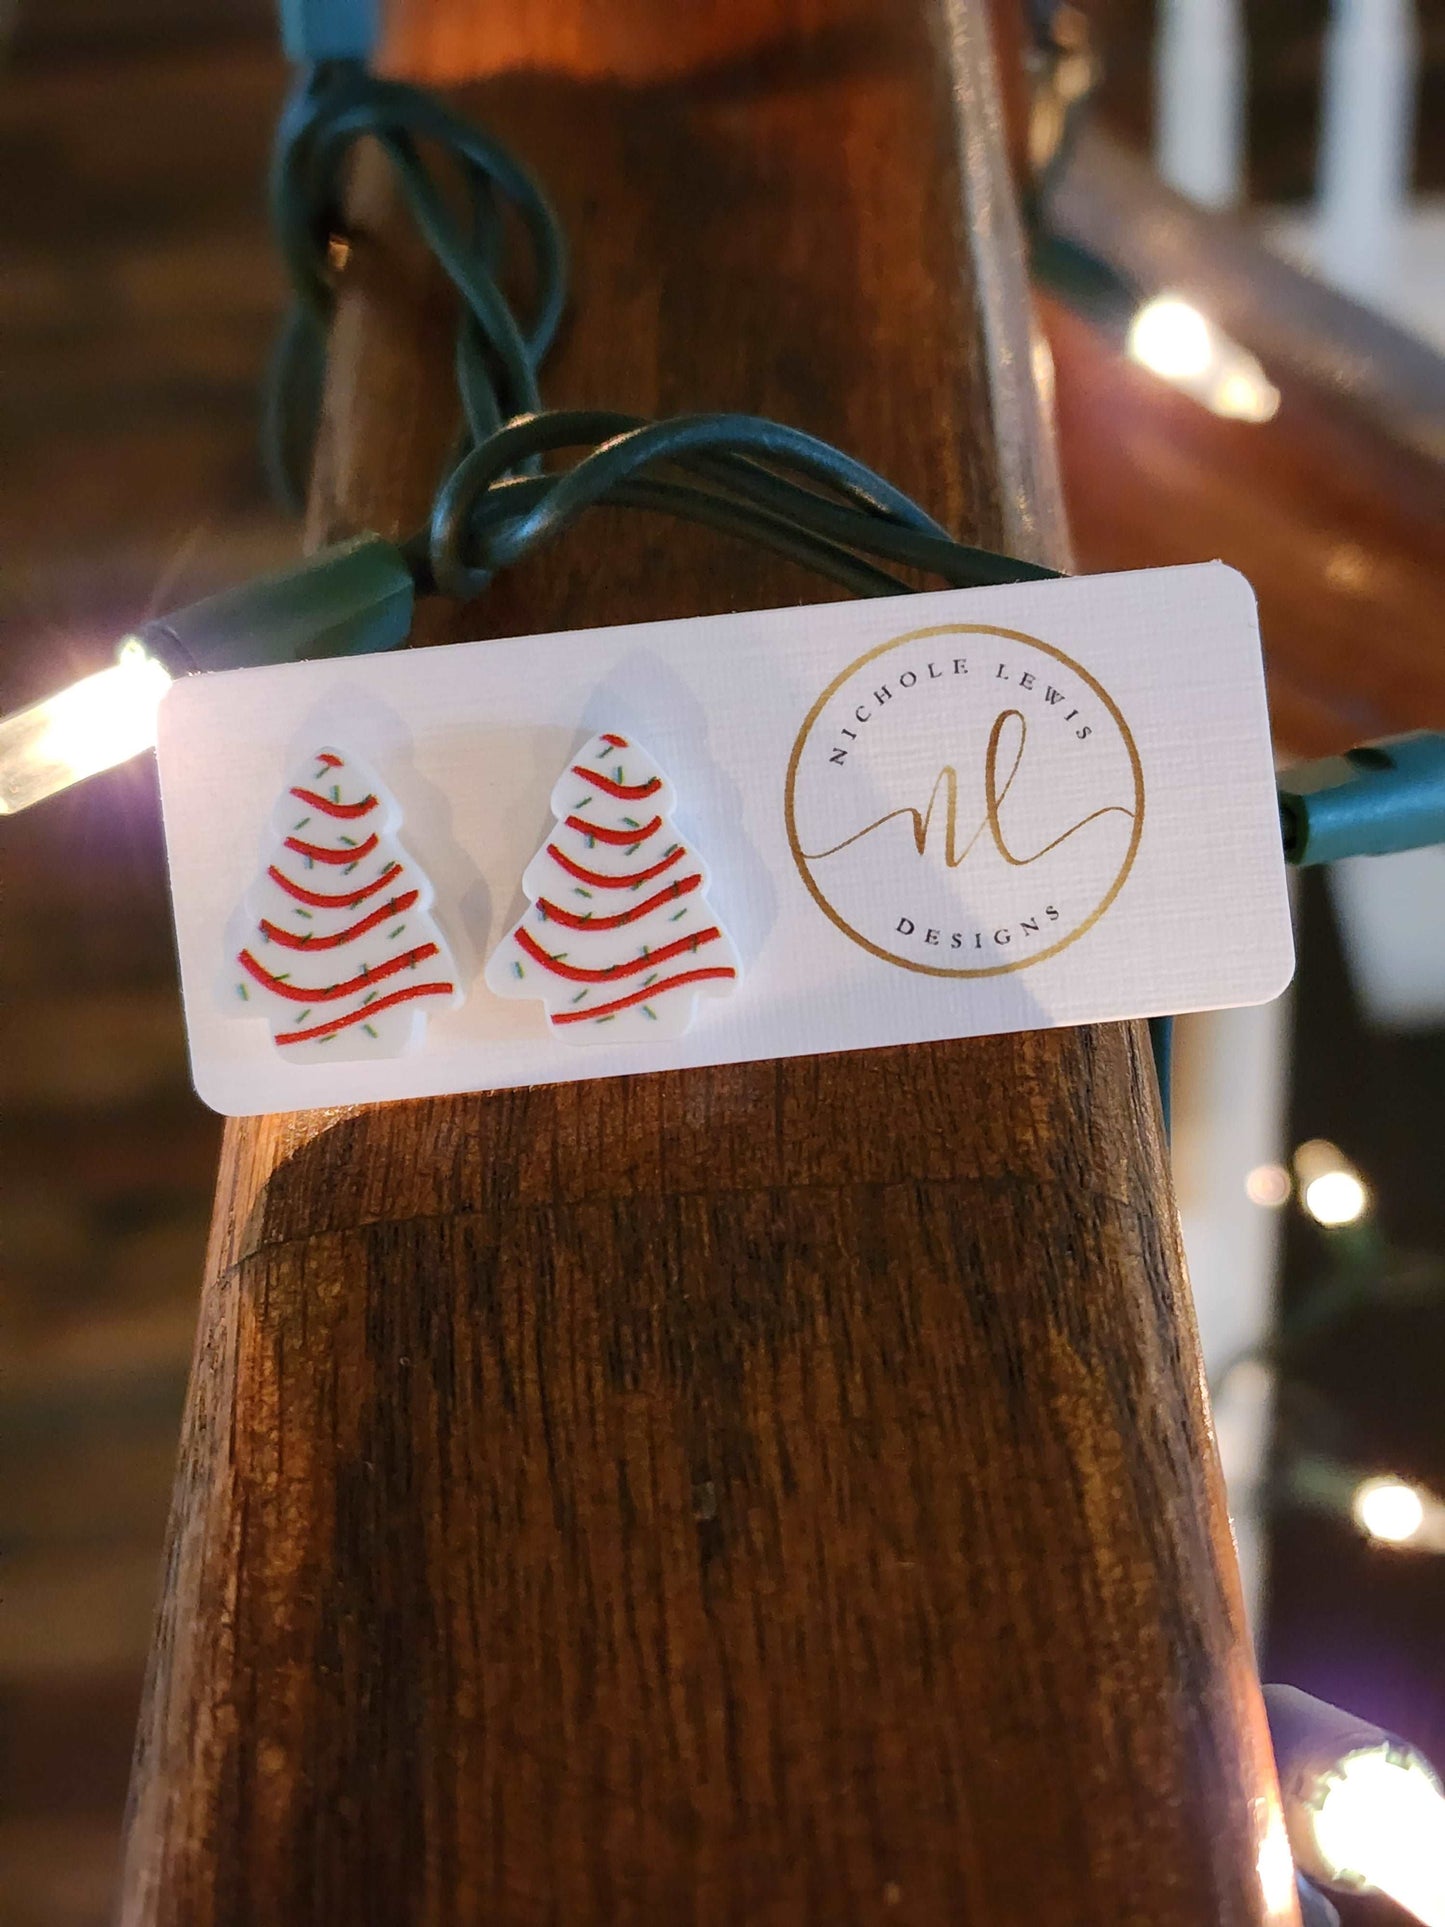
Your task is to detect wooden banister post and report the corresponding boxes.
[120,3,1297,1921]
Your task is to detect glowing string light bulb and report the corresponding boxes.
[0,640,172,816]
[1309,1748,1445,1925]
[1128,293,1281,422]
[1352,1475,1445,1554]
[0,537,418,817]
[1354,1476,1426,1545]
[1293,1139,1371,1227]
[1304,1169,1369,1226]
[1268,1687,1445,1927]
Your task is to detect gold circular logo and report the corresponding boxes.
[784,623,1144,978]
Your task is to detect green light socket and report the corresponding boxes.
[1278,732,1445,866]
[138,535,415,678]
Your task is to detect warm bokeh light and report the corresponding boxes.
[1130,295,1213,379]
[1246,1162,1292,1208]
[0,637,172,815]
[1354,1476,1428,1546]
[1127,294,1281,423]
[1309,1747,1445,1926]
[1293,1140,1370,1227]
[1304,1170,1369,1227]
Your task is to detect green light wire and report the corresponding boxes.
[264,61,567,511]
[263,69,1053,609]
[424,408,1058,600]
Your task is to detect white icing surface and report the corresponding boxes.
[486,731,740,1043]
[228,745,460,1062]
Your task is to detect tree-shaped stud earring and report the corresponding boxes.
[230,746,460,1061]
[486,731,739,1043]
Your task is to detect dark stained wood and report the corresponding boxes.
[119,4,1295,1922]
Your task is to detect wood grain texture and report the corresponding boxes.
[119,3,1295,1921]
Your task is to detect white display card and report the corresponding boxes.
[156,563,1293,1116]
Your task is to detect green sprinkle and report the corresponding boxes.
[388,924,406,939]
[292,816,311,831]
[363,1023,379,1039]
[332,784,341,803]
[571,989,589,1004]
[295,1008,311,1022]
[363,990,378,1006]
[574,887,593,899]
[339,834,357,848]
[642,1005,657,1020]
[574,795,591,808]
[294,908,313,920]
[622,816,639,829]
[614,764,623,783]
[642,972,658,987]
[274,972,291,983]
[344,860,359,874]
[670,908,687,921]
[237,983,249,1000]
[512,960,524,979]
[594,1014,616,1024]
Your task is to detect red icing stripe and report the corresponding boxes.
[275,980,454,1045]
[552,967,735,1024]
[239,940,439,1003]
[514,923,722,984]
[289,785,379,819]
[315,752,344,769]
[571,765,661,802]
[563,813,661,847]
[260,890,419,951]
[269,861,402,909]
[545,842,685,890]
[284,830,380,865]
[537,874,700,931]
[600,733,628,748]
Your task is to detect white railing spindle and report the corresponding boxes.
[1155,0,1245,209]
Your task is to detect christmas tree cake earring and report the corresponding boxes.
[486,731,739,1042]
[229,745,460,1061]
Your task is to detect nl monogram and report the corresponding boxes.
[785,622,1146,979]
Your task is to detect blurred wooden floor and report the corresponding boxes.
[0,7,289,1921]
